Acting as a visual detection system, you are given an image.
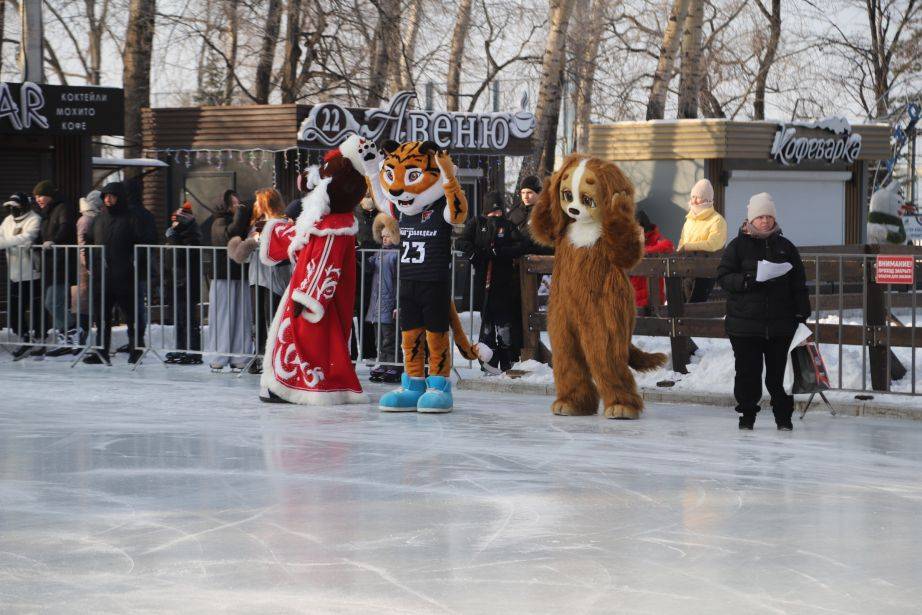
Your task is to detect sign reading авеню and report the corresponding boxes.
[0,81,124,135]
[297,91,536,153]
[770,117,862,166]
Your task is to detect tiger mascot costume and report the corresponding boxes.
[355,137,491,413]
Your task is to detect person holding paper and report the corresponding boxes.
[717,193,811,431]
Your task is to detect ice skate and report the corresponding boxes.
[379,373,426,412]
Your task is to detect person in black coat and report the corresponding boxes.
[85,181,158,363]
[164,203,204,364]
[32,180,77,352]
[717,193,810,431]
[505,175,553,257]
[457,192,525,372]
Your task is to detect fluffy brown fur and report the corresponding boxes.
[530,154,667,419]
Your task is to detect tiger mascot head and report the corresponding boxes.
[377,140,447,216]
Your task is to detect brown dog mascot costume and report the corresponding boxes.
[529,154,666,419]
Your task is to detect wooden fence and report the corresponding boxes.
[519,245,922,394]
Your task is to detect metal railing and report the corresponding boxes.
[520,245,922,396]
[1,244,107,365]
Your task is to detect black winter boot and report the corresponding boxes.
[738,412,756,430]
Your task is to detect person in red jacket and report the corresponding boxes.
[631,210,674,310]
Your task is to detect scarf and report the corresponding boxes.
[744,220,782,239]
[689,201,713,216]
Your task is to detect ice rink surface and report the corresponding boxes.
[1,360,922,614]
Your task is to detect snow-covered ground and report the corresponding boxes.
[2,355,922,613]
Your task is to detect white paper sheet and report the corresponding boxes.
[756,259,793,282]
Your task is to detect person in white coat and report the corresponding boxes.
[0,193,43,358]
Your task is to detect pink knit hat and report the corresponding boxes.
[690,179,714,205]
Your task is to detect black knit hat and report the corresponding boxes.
[486,191,506,213]
[33,180,57,197]
[635,210,654,233]
[519,175,542,193]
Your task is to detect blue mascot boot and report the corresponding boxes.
[417,376,453,414]
[379,373,426,412]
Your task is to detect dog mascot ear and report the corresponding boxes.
[528,157,581,246]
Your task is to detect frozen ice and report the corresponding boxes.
[1,358,922,613]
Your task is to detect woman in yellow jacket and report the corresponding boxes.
[677,179,727,302]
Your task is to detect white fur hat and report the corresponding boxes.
[747,192,777,221]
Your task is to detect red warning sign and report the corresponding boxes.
[875,255,915,285]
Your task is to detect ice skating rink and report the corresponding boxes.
[1,361,921,614]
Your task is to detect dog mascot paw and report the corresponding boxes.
[529,155,667,419]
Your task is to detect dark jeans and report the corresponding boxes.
[8,280,43,339]
[480,320,515,372]
[95,283,141,353]
[171,282,202,352]
[373,322,400,364]
[253,285,282,354]
[729,334,794,422]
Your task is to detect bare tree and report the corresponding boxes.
[677,0,703,118]
[223,0,238,103]
[571,0,608,150]
[520,0,576,180]
[752,0,780,119]
[445,0,475,111]
[645,0,690,120]
[1,0,7,76]
[366,0,401,106]
[254,0,282,103]
[396,0,423,91]
[280,0,302,103]
[124,0,156,159]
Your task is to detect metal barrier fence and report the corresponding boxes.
[128,244,481,376]
[520,246,922,396]
[0,244,107,365]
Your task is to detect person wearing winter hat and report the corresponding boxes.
[506,175,553,256]
[69,190,103,350]
[256,134,369,405]
[457,190,526,373]
[163,202,205,365]
[84,181,158,364]
[0,193,43,358]
[677,178,727,303]
[32,179,78,355]
[717,192,810,431]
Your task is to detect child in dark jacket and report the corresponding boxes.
[631,210,674,311]
[367,213,403,383]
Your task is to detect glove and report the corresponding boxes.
[42,241,53,250]
[796,315,808,325]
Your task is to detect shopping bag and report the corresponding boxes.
[791,340,831,394]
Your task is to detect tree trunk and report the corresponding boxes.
[397,0,423,92]
[280,0,302,103]
[572,0,606,151]
[365,2,392,106]
[254,0,282,104]
[85,0,110,85]
[519,0,576,181]
[698,73,725,118]
[0,0,5,76]
[123,0,156,160]
[646,0,690,120]
[676,0,703,119]
[445,0,475,111]
[752,0,780,120]
[223,0,238,103]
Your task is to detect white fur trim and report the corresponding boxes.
[304,165,322,191]
[291,290,325,323]
[296,179,332,235]
[567,219,602,248]
[259,218,288,266]
[338,134,366,174]
[260,287,368,406]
